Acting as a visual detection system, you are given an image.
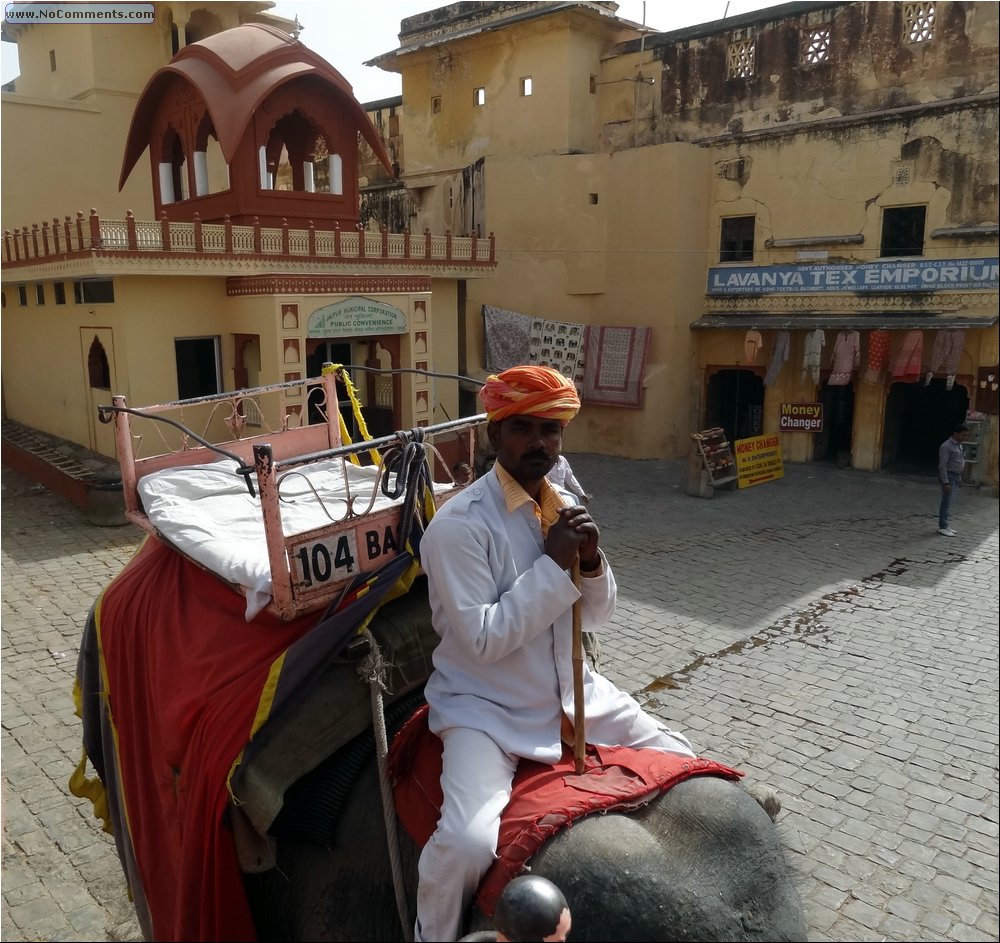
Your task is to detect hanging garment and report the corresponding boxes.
[890,330,924,382]
[801,329,825,385]
[864,330,890,384]
[744,330,764,364]
[924,329,966,390]
[763,331,791,387]
[828,331,860,387]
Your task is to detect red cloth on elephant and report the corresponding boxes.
[389,704,743,916]
[93,538,320,942]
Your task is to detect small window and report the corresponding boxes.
[904,2,935,44]
[801,27,830,65]
[73,279,115,304]
[35,284,45,305]
[432,96,442,114]
[727,39,755,79]
[175,337,222,399]
[520,77,532,97]
[880,206,926,257]
[49,49,56,71]
[54,282,66,304]
[473,87,486,107]
[589,74,597,94]
[17,285,27,306]
[720,216,755,262]
[589,193,599,205]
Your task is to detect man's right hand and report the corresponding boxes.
[545,506,599,570]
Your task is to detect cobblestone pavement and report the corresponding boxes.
[1,456,997,942]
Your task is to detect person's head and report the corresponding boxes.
[494,875,572,942]
[479,366,580,488]
[953,423,970,440]
[452,461,473,485]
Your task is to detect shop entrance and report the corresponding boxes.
[815,382,855,464]
[881,378,969,476]
[705,369,764,444]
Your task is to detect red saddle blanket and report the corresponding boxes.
[388,704,743,915]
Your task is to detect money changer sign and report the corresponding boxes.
[734,434,784,489]
[307,297,408,337]
[779,402,824,432]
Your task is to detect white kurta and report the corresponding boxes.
[416,468,693,941]
[420,469,690,761]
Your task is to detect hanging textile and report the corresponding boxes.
[744,330,764,364]
[483,305,533,372]
[864,329,890,384]
[528,317,586,388]
[763,331,790,387]
[890,330,924,382]
[801,329,825,384]
[924,329,966,390]
[828,330,861,387]
[581,325,652,408]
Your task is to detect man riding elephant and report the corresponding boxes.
[414,365,698,942]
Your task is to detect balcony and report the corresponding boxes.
[2,210,497,279]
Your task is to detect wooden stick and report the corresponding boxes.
[571,556,586,775]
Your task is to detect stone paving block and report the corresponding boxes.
[879,912,924,939]
[921,909,954,935]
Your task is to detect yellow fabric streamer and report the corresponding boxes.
[323,363,382,466]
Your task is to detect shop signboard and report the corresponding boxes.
[734,434,784,489]
[707,257,999,295]
[779,402,824,431]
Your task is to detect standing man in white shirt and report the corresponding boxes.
[937,422,969,536]
[545,453,590,505]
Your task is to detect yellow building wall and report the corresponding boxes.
[1,271,468,458]
[708,122,994,269]
[1,282,119,444]
[463,143,712,460]
[400,17,612,179]
[1,94,153,226]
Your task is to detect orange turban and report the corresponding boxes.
[479,365,580,425]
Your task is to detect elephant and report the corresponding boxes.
[244,699,808,942]
[73,540,806,943]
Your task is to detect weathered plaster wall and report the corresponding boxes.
[638,1,1000,145]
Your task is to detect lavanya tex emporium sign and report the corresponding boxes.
[707,258,998,295]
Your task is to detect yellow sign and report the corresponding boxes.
[734,434,784,489]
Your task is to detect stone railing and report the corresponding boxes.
[3,209,496,267]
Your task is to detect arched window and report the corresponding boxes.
[262,109,339,194]
[88,336,111,389]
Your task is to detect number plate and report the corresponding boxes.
[290,517,403,597]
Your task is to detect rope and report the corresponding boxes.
[380,430,435,549]
[358,628,414,942]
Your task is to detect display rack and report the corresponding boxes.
[962,417,985,485]
[691,427,738,486]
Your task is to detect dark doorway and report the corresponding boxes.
[882,379,969,476]
[816,382,855,464]
[705,369,764,444]
[306,341,357,439]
